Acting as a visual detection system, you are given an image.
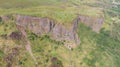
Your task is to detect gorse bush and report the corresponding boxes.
[28,32,38,40]
[50,57,63,67]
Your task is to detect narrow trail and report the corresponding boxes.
[25,40,38,65]
[69,49,74,67]
[20,28,38,66]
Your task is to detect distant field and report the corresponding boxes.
[0,0,97,8]
[0,0,65,8]
[0,0,102,26]
[0,6,101,26]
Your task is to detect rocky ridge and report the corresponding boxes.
[1,15,103,48]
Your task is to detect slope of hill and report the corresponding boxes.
[0,0,120,67]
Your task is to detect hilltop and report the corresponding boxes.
[0,0,120,67]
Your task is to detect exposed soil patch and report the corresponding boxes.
[0,34,7,39]
[9,32,23,40]
[5,47,19,67]
[50,57,63,67]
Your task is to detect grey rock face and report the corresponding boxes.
[16,15,55,35]
[78,16,103,33]
[15,15,80,47]
[1,15,13,22]
[15,15,103,48]
[72,17,81,31]
[50,24,80,45]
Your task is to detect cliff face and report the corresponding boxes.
[50,23,80,48]
[15,15,103,48]
[78,16,103,33]
[16,15,55,35]
[15,15,80,48]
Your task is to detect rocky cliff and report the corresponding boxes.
[15,15,80,48]
[78,15,103,33]
[8,15,103,48]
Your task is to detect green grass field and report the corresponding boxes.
[0,0,97,8]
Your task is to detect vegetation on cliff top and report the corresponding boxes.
[0,0,120,67]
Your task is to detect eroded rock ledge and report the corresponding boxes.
[7,15,103,48]
[15,15,80,48]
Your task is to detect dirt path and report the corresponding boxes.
[20,28,38,65]
[25,40,38,65]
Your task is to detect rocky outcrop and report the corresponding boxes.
[15,15,103,48]
[1,15,12,22]
[16,15,55,35]
[15,15,80,48]
[50,24,80,45]
[78,15,103,33]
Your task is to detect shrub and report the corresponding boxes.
[0,17,2,22]
[0,50,4,58]
[9,32,23,40]
[50,57,63,67]
[28,32,38,40]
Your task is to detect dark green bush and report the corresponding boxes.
[50,57,63,67]
[0,50,4,58]
[28,32,38,40]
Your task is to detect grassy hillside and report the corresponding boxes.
[0,6,101,26]
[0,0,120,67]
[0,0,65,8]
[0,0,98,8]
